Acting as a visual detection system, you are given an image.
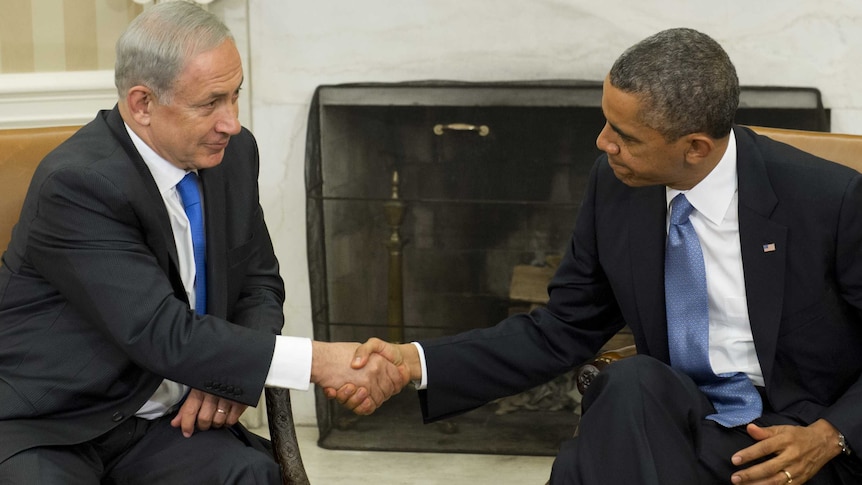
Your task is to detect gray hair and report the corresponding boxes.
[609,28,739,141]
[115,1,233,104]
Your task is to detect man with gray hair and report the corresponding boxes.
[339,28,862,484]
[0,2,405,483]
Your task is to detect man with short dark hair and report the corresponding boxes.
[339,28,862,484]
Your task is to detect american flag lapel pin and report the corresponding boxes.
[763,243,776,253]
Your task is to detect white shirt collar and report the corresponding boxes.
[123,123,192,194]
[666,129,738,224]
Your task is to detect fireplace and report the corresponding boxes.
[305,81,828,455]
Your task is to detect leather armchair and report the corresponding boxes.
[0,126,309,485]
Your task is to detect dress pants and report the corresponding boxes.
[0,412,280,485]
[549,355,862,485]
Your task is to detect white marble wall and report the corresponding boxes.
[237,0,862,424]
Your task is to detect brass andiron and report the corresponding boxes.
[383,170,406,342]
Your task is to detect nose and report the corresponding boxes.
[596,123,620,155]
[216,102,242,136]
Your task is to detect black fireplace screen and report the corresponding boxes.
[304,81,828,455]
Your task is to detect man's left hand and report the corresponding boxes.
[170,389,247,438]
[730,419,842,484]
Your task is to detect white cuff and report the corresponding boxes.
[412,341,428,390]
[264,336,312,391]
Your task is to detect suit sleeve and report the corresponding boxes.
[27,165,275,406]
[819,172,862,450]
[418,158,627,422]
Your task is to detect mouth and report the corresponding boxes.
[206,139,230,151]
[606,157,633,181]
[607,157,625,171]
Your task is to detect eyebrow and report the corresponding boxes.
[199,83,242,105]
[211,77,245,98]
[608,120,639,142]
[601,105,640,143]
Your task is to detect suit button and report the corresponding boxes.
[112,412,124,422]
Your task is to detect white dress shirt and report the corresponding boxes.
[667,130,764,385]
[415,130,764,389]
[125,125,312,419]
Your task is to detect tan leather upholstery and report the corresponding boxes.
[0,126,80,253]
[0,125,309,484]
[749,125,862,172]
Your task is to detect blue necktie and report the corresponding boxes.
[665,194,761,427]
[176,172,207,315]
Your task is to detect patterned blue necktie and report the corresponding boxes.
[665,194,761,427]
[176,172,207,315]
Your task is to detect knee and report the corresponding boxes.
[581,354,682,410]
[592,355,666,391]
[583,354,702,414]
[220,448,280,485]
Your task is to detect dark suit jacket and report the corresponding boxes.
[418,125,862,449]
[0,107,285,463]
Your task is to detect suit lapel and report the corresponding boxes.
[629,185,670,362]
[626,126,789,370]
[200,164,228,319]
[104,107,185,299]
[734,126,787,384]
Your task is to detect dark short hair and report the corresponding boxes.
[609,28,739,141]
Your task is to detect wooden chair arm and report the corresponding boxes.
[576,345,638,395]
[265,388,310,485]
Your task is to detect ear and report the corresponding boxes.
[125,86,155,127]
[683,133,716,164]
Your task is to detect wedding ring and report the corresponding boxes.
[781,469,792,484]
[216,408,227,414]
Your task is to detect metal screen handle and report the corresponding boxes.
[433,123,490,136]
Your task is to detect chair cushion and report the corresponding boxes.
[0,126,79,253]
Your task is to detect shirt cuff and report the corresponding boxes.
[265,335,312,391]
[412,341,428,390]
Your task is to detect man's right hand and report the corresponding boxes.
[311,341,409,415]
[324,338,422,414]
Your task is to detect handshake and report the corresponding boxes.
[311,338,421,415]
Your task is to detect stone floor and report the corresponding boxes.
[252,424,556,484]
[315,389,579,457]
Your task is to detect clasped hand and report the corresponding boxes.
[171,388,247,438]
[314,340,415,415]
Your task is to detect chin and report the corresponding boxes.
[195,153,227,170]
[611,168,635,185]
[615,172,655,188]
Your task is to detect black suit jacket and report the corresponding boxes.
[419,125,862,449]
[0,107,285,462]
